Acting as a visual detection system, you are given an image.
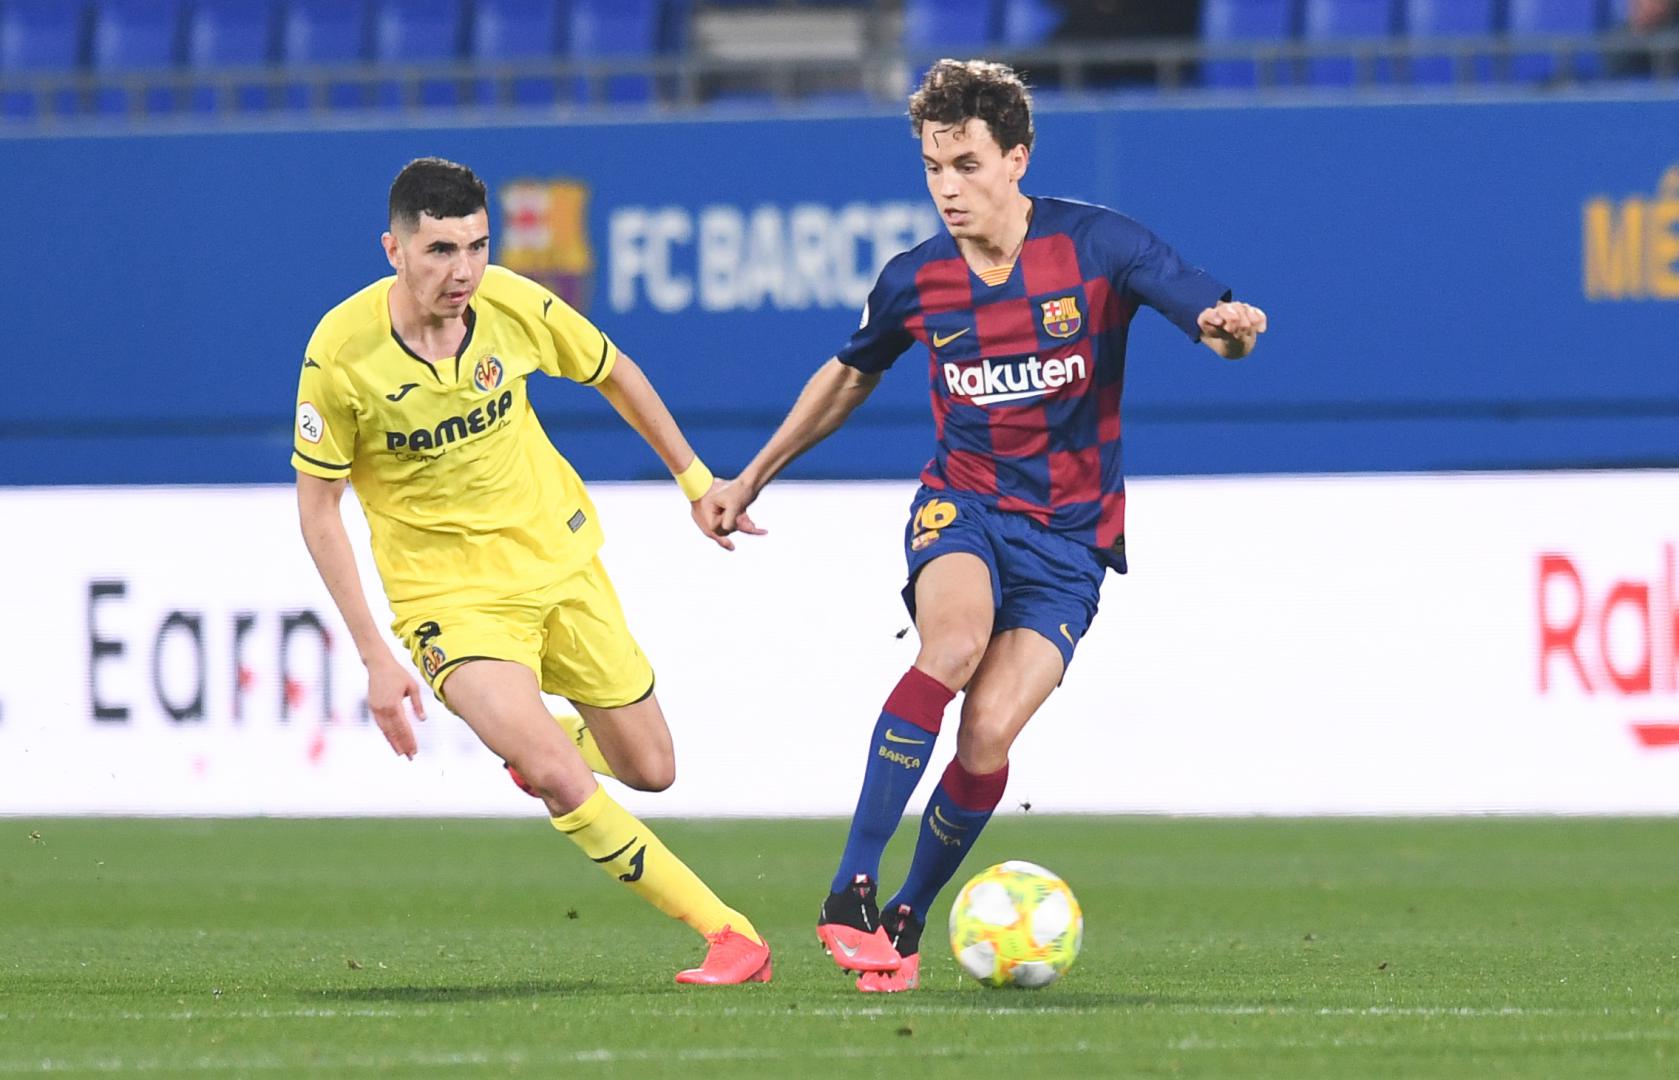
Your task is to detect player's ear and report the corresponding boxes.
[1009,144,1030,183]
[381,231,402,272]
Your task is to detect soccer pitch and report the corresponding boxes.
[4,816,1675,1078]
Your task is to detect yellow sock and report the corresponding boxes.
[553,712,614,779]
[552,786,761,945]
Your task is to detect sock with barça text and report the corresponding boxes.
[888,758,1009,920]
[829,667,955,894]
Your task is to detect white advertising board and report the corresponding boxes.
[0,472,1675,816]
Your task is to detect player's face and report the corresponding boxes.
[921,119,1029,243]
[384,209,490,321]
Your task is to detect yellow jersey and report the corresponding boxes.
[292,265,616,616]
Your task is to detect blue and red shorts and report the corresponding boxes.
[901,486,1105,669]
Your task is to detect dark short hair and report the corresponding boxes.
[908,59,1035,153]
[388,157,487,232]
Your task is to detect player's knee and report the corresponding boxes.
[514,756,591,808]
[916,632,988,689]
[619,755,675,793]
[957,704,1017,773]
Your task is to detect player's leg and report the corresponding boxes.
[534,558,771,985]
[858,628,1063,992]
[820,538,996,973]
[550,711,617,780]
[447,660,768,984]
[571,691,674,793]
[863,522,1103,992]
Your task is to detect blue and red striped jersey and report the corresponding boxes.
[836,196,1230,572]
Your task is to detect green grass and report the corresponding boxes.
[3,816,1676,1078]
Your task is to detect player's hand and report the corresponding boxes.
[1197,301,1268,358]
[695,478,767,551]
[366,652,426,758]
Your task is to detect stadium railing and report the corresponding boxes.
[2,30,1677,127]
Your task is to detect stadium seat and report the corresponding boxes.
[1507,0,1605,83]
[91,0,186,116]
[471,0,563,107]
[282,0,371,111]
[1,0,88,119]
[1302,0,1397,87]
[1201,0,1297,89]
[568,0,660,105]
[999,0,1059,46]
[372,0,466,109]
[1402,0,1499,85]
[904,0,998,95]
[904,0,998,50]
[187,0,279,113]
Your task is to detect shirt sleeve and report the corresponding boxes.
[1108,215,1231,341]
[835,259,916,374]
[535,290,618,386]
[485,267,617,386]
[291,349,357,479]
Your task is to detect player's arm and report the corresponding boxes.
[592,352,740,550]
[1196,301,1268,359]
[711,357,881,534]
[1112,214,1267,360]
[295,473,426,758]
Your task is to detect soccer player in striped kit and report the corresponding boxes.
[703,59,1266,991]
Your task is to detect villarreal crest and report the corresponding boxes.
[1040,296,1082,339]
[473,356,504,392]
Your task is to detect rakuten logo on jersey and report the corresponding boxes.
[942,353,1088,406]
[1537,545,1679,748]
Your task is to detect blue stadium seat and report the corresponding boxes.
[568,0,659,105]
[373,0,466,109]
[1201,0,1297,89]
[1,0,88,119]
[1402,0,1499,84]
[471,0,563,107]
[1302,0,1396,86]
[282,0,371,110]
[905,0,998,50]
[187,1,278,113]
[1507,0,1604,83]
[91,0,185,116]
[659,0,694,55]
[999,0,1059,46]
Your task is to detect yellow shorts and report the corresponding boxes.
[395,556,654,709]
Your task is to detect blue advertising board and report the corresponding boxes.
[2,98,1676,484]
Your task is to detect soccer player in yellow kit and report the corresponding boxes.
[293,157,770,985]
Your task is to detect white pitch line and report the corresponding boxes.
[0,1003,1658,1024]
[1,1041,1109,1074]
[6,1029,1678,1075]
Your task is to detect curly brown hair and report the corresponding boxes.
[908,59,1035,153]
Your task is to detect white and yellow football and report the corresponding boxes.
[948,860,1083,988]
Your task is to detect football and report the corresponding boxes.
[948,860,1084,988]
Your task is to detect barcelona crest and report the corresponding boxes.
[1040,295,1083,339]
[498,178,595,312]
[473,355,504,393]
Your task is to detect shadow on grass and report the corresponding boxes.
[315,979,603,1003]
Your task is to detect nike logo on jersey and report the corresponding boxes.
[1060,623,1076,647]
[385,383,420,402]
[302,357,320,369]
[943,353,1088,406]
[931,327,969,348]
[883,728,927,746]
[542,297,554,317]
